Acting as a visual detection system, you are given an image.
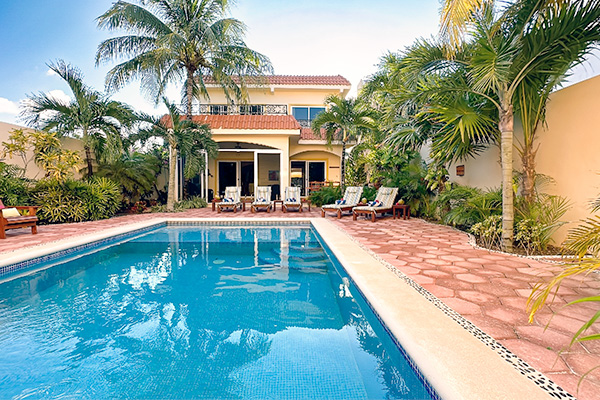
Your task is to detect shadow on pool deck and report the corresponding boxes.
[1,208,599,400]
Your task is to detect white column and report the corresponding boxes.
[254,151,259,196]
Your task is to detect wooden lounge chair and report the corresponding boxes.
[0,199,39,239]
[352,187,398,222]
[321,186,363,218]
[251,186,273,213]
[282,186,302,212]
[216,187,243,213]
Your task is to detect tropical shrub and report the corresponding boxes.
[151,196,208,212]
[0,162,32,205]
[470,215,502,249]
[361,186,378,202]
[435,185,502,229]
[308,186,342,207]
[33,178,120,223]
[96,152,161,205]
[514,194,569,254]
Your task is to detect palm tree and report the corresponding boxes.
[311,95,375,189]
[96,152,161,205]
[360,46,499,167]
[137,98,218,210]
[95,0,272,119]
[418,0,600,251]
[21,60,136,177]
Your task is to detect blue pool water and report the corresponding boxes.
[0,225,436,399]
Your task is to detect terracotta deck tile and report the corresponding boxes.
[457,290,501,304]
[439,297,481,315]
[545,372,600,400]
[456,273,489,284]
[500,339,570,373]
[484,306,530,325]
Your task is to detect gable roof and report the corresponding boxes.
[202,75,351,87]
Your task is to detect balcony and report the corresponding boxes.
[193,104,288,115]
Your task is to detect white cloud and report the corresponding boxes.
[47,90,71,103]
[0,97,19,115]
[46,68,58,77]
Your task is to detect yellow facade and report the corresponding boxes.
[198,77,351,198]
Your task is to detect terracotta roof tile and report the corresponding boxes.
[299,127,344,141]
[191,114,301,130]
[203,75,351,86]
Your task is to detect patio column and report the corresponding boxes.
[280,147,290,196]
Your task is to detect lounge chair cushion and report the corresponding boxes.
[285,198,298,203]
[2,208,21,218]
[336,199,346,205]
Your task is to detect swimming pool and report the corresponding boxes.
[0,224,437,399]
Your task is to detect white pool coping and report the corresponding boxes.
[1,217,555,400]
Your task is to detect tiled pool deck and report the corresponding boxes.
[1,208,599,400]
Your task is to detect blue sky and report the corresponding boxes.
[0,0,598,125]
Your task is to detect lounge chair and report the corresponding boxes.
[251,186,273,213]
[0,199,39,239]
[282,186,302,212]
[216,186,243,213]
[321,186,363,218]
[352,187,398,222]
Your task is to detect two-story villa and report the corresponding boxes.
[179,75,351,200]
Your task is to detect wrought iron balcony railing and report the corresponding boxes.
[192,104,288,115]
[296,119,311,128]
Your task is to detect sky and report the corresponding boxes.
[0,0,599,125]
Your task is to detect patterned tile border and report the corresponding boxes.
[331,223,576,400]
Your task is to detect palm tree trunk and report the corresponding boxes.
[521,142,537,203]
[186,69,194,120]
[167,138,177,211]
[84,145,94,178]
[340,140,346,190]
[499,103,514,252]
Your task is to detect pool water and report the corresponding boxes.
[0,225,435,399]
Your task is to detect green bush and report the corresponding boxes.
[435,185,502,229]
[151,195,208,212]
[33,178,120,223]
[361,186,378,202]
[470,215,502,249]
[308,186,342,207]
[514,193,569,254]
[0,163,32,205]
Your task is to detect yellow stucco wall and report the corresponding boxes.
[204,86,349,108]
[447,75,600,244]
[534,75,600,242]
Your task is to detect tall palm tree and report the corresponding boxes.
[425,0,600,251]
[21,60,136,177]
[95,0,272,119]
[311,95,375,189]
[137,99,218,210]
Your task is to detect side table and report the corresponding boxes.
[393,204,410,220]
[273,199,283,211]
